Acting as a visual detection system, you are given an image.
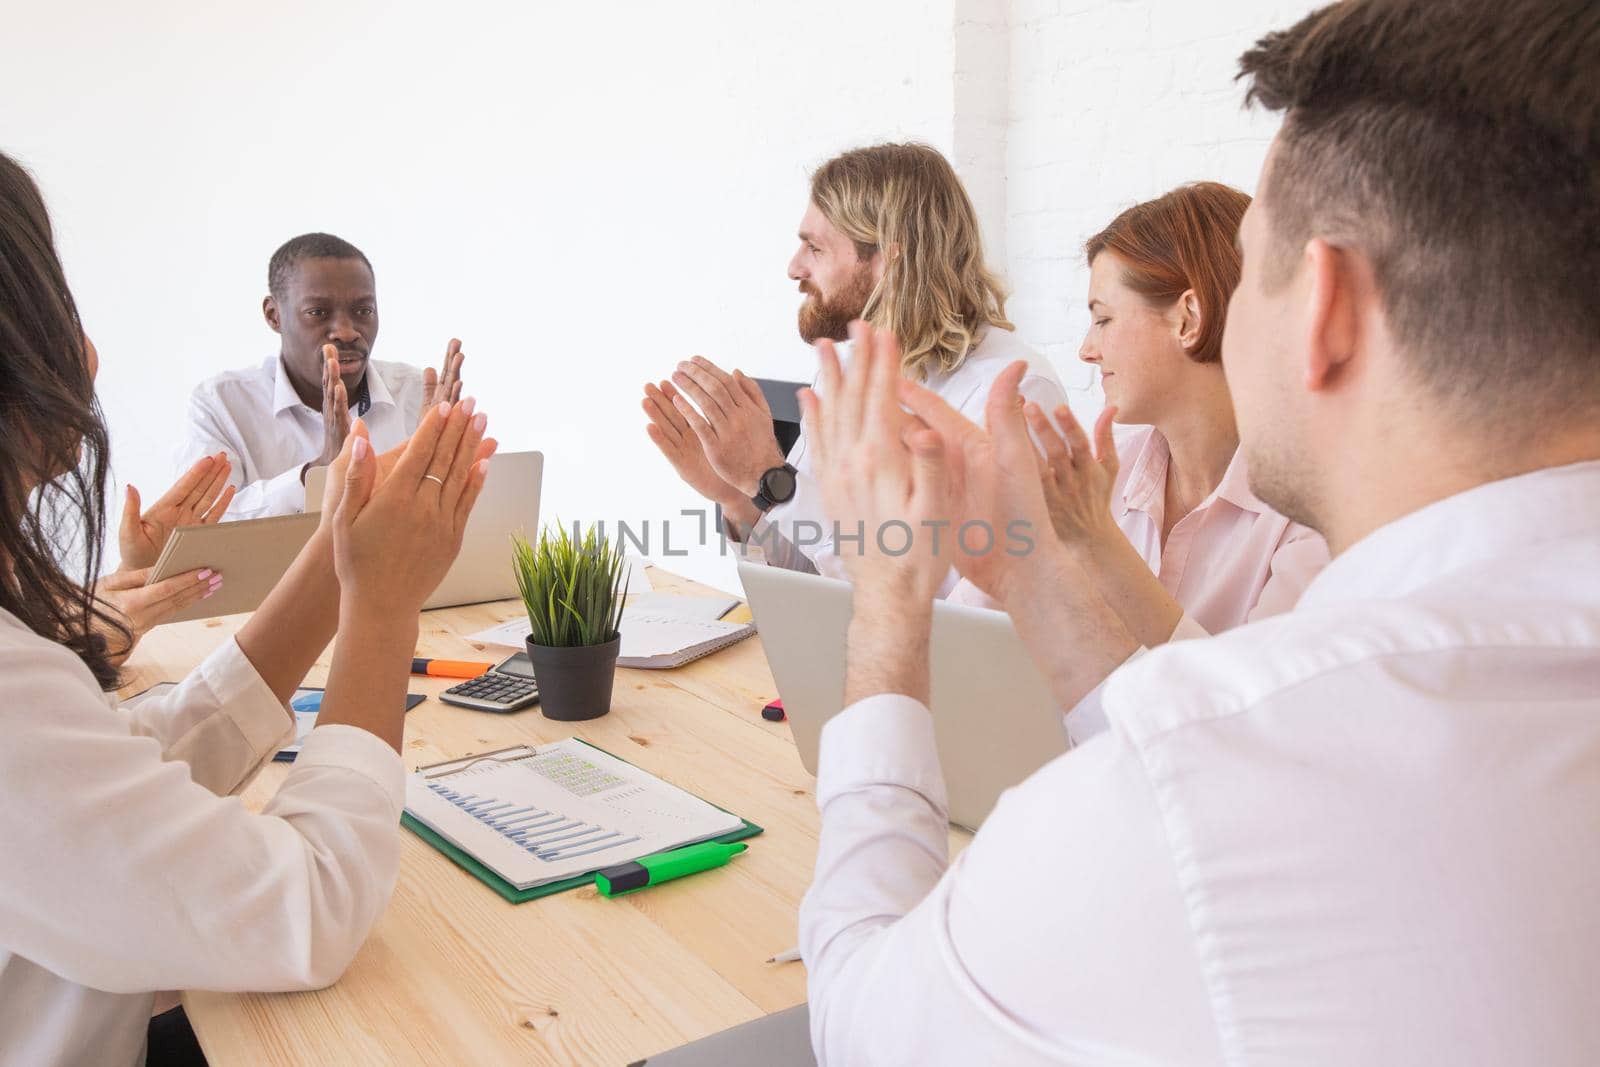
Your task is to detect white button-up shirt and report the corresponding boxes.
[801,459,1600,1065]
[0,612,405,1067]
[750,326,1067,590]
[177,356,424,519]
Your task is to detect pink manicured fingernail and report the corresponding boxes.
[471,412,487,433]
[437,400,451,418]
[352,436,371,460]
[477,460,490,476]
[461,396,476,416]
[197,569,213,581]
[202,588,217,600]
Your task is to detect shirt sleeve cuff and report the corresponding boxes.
[196,637,296,759]
[816,693,947,817]
[1169,612,1210,641]
[1063,646,1149,745]
[289,724,407,821]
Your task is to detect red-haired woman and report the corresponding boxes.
[957,183,1327,739]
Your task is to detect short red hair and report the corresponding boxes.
[1084,182,1251,364]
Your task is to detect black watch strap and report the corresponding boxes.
[751,463,799,513]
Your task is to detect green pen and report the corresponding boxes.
[595,841,748,897]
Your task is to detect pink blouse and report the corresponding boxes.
[952,425,1329,639]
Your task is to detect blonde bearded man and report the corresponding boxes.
[641,143,1066,591]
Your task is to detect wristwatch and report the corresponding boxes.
[751,463,799,512]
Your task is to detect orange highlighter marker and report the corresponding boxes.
[411,658,494,680]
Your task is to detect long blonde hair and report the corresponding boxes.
[810,143,1012,380]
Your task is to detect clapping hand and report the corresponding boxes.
[94,565,223,663]
[421,338,465,407]
[1026,402,1121,547]
[119,454,236,570]
[896,361,1063,605]
[316,412,498,529]
[801,323,954,603]
[312,344,352,470]
[331,399,494,619]
[668,356,786,496]
[642,379,744,506]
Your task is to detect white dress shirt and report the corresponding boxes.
[748,326,1067,591]
[177,356,424,519]
[801,459,1600,1065]
[0,611,406,1067]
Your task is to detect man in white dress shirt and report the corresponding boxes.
[795,0,1600,1063]
[177,232,467,518]
[640,143,1065,584]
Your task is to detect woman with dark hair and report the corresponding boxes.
[955,183,1327,740]
[0,151,495,1066]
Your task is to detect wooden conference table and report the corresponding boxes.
[119,567,969,1066]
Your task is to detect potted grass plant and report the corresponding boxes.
[512,522,628,722]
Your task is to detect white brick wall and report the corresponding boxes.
[952,0,1013,266]
[997,0,1322,416]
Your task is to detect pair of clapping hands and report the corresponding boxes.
[640,323,1124,587]
[801,322,1122,605]
[640,358,787,519]
[98,360,486,661]
[308,339,466,472]
[800,321,1113,604]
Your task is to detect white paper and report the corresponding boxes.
[470,617,534,649]
[624,592,739,621]
[469,600,752,668]
[623,557,653,595]
[405,739,742,890]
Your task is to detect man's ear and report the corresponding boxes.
[1303,238,1359,392]
[1176,288,1202,352]
[263,295,282,334]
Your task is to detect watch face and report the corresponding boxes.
[763,466,797,503]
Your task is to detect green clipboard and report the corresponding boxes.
[402,739,764,905]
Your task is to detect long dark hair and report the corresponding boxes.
[0,151,127,688]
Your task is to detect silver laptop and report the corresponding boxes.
[307,450,542,610]
[738,562,1068,830]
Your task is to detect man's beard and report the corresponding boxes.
[797,266,876,344]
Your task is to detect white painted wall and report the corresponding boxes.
[2,0,1317,593]
[1,0,961,591]
[1003,0,1322,419]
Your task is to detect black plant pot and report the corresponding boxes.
[525,633,621,722]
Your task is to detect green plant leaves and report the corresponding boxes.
[512,521,628,648]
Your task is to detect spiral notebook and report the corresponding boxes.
[404,739,751,895]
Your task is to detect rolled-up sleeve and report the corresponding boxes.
[122,636,293,795]
[1,637,404,996]
[747,468,839,578]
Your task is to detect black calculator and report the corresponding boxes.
[439,653,540,713]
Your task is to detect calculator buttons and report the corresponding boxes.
[441,671,539,712]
